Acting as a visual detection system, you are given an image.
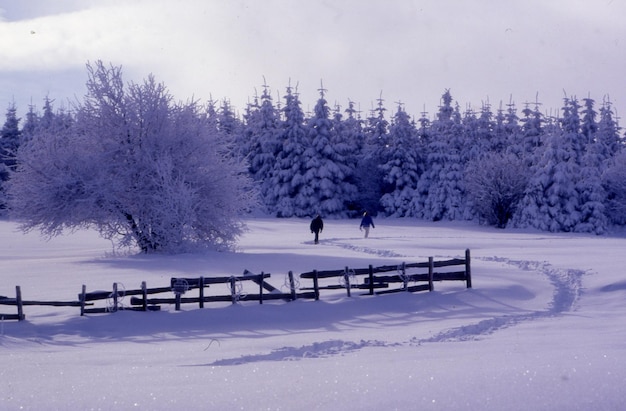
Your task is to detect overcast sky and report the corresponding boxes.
[1,0,625,121]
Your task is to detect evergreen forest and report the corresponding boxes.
[2,74,625,241]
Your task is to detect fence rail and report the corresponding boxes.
[300,249,471,299]
[0,249,471,321]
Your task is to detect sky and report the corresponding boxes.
[1,0,625,120]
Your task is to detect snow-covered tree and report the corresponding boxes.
[514,131,581,232]
[268,84,310,217]
[297,85,357,216]
[515,97,607,233]
[603,151,626,225]
[465,152,529,228]
[0,103,21,177]
[417,90,469,221]
[243,83,281,210]
[332,101,365,214]
[499,100,523,157]
[354,95,389,214]
[379,104,421,216]
[596,97,623,159]
[0,103,21,210]
[519,101,545,166]
[7,61,254,253]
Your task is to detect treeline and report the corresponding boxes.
[1,77,625,236]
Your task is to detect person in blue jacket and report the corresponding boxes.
[359,211,375,238]
[310,214,324,244]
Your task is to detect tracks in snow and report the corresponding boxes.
[208,242,586,366]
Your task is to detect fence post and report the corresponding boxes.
[465,249,472,288]
[80,284,87,316]
[16,286,24,321]
[344,266,352,297]
[140,281,147,311]
[175,286,182,311]
[368,265,374,295]
[288,271,297,301]
[401,262,408,292]
[428,257,434,292]
[258,273,264,305]
[199,277,205,309]
[313,270,320,301]
[112,283,118,312]
[230,276,237,304]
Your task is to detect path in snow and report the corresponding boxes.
[207,238,587,366]
[415,258,586,344]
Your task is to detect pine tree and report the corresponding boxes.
[515,97,607,233]
[297,84,357,217]
[332,101,364,214]
[575,97,608,233]
[354,95,389,214]
[597,97,623,159]
[500,99,523,157]
[0,103,21,176]
[20,103,39,142]
[0,103,21,210]
[379,103,421,216]
[515,130,580,232]
[269,84,309,217]
[519,100,545,166]
[417,90,468,221]
[244,83,281,212]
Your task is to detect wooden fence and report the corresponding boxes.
[0,250,471,321]
[300,249,472,299]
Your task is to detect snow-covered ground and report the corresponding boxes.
[1,218,625,410]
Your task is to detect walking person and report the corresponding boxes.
[359,211,375,238]
[310,214,324,244]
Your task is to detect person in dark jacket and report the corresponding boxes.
[359,211,375,238]
[310,214,324,244]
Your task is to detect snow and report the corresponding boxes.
[1,218,625,410]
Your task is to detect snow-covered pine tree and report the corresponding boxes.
[514,131,579,232]
[0,103,21,210]
[460,106,480,161]
[596,97,624,226]
[603,151,626,225]
[354,94,389,215]
[332,101,364,214]
[417,90,469,221]
[268,84,310,217]
[576,97,608,233]
[0,103,21,177]
[514,97,607,233]
[597,97,623,159]
[296,84,357,217]
[519,100,545,167]
[500,99,523,158]
[473,102,496,154]
[379,103,421,217]
[243,82,281,212]
[239,93,261,166]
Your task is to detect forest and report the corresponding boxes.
[0,62,625,252]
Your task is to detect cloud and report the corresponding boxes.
[1,0,625,118]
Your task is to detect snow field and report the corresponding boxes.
[1,218,626,410]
